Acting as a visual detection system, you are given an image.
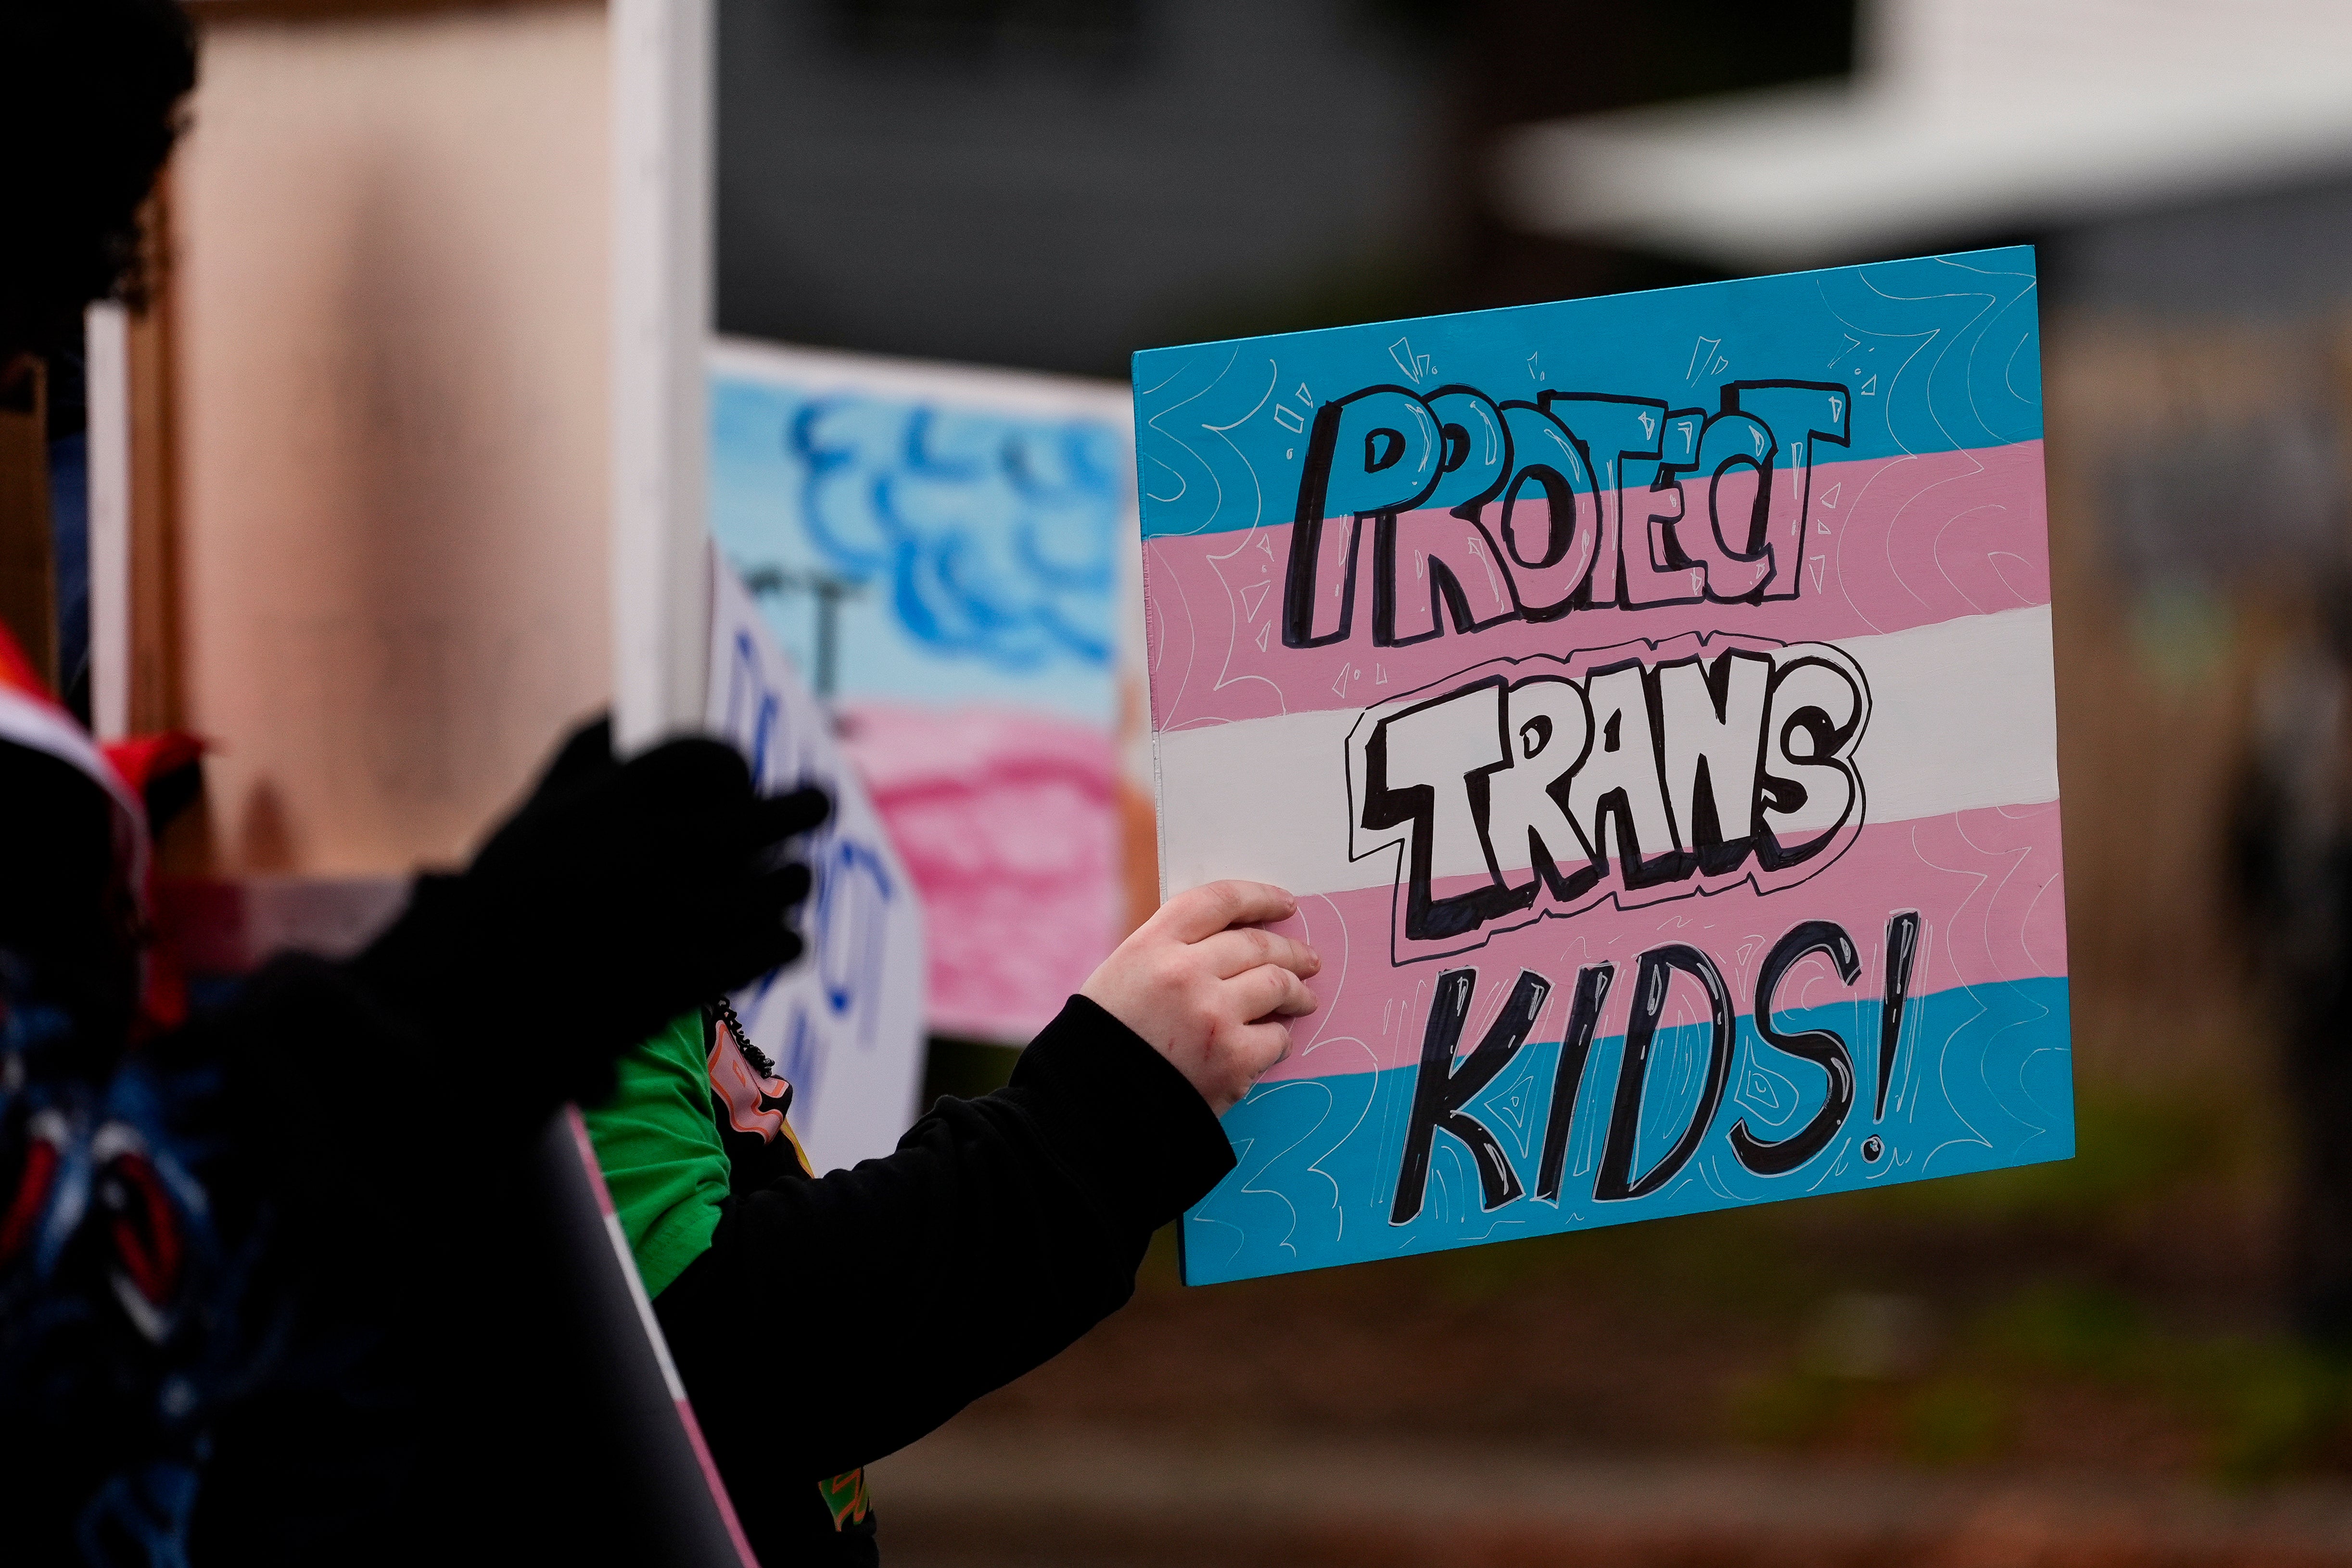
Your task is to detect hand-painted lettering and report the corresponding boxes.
[1389,968,1552,1224]
[1349,637,1871,965]
[1287,380,1850,647]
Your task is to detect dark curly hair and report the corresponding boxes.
[0,0,197,366]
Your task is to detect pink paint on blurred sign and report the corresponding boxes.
[708,339,1142,1045]
[837,702,1117,1044]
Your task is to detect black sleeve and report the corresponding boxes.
[349,873,632,1121]
[172,867,625,1242]
[653,995,1235,1482]
[175,939,584,1238]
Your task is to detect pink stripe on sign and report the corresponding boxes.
[1145,442,2049,731]
[1247,802,2067,1084]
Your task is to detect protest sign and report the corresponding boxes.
[1137,247,2070,1285]
[709,339,1143,1043]
[706,547,927,1174]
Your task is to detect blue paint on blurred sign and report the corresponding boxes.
[709,340,1131,727]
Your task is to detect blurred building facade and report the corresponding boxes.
[1474,0,2352,1099]
[711,0,1853,373]
[714,0,2352,1093]
[714,0,1447,376]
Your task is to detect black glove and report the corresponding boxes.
[354,716,830,1101]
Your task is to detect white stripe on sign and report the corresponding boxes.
[1156,604,2059,897]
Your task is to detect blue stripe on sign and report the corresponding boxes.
[1179,975,2073,1286]
[1134,246,2042,540]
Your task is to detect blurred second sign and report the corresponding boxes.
[709,340,1148,1045]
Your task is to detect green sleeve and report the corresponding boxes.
[582,1009,729,1298]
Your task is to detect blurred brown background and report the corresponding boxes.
[27,0,2352,1561]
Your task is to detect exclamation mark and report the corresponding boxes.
[1863,911,1920,1162]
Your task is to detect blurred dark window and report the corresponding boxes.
[1460,0,1855,126]
[718,0,1858,374]
[820,0,1144,62]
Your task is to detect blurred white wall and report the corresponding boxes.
[1497,0,2352,270]
[174,4,612,875]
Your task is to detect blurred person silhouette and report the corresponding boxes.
[0,7,1322,1565]
[0,669,828,1560]
[1,7,831,1558]
[2232,573,2352,1344]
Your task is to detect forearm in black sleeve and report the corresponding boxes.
[653,994,1235,1480]
[185,938,573,1240]
[348,873,630,1131]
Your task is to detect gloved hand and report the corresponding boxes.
[354,716,830,1096]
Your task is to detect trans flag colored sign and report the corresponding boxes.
[1135,247,2071,1286]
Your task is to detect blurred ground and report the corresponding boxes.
[890,1029,2352,1563]
[874,1428,2352,1567]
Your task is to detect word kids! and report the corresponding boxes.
[1389,909,1923,1226]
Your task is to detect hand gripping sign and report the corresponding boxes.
[1136,247,2071,1285]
